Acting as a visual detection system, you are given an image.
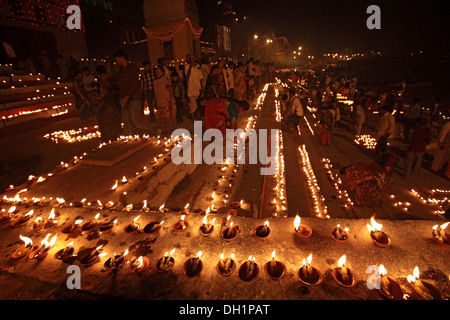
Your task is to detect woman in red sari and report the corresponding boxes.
[204,97,230,137]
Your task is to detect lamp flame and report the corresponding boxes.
[294,215,301,230]
[338,255,346,269]
[19,235,32,247]
[367,215,383,232]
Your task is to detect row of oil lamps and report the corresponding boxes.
[1,103,72,121]
[298,145,330,219]
[8,219,446,299]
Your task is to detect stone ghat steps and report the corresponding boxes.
[0,205,448,300]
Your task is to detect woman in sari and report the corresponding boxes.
[154,65,177,133]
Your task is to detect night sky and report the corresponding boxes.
[213,0,450,54]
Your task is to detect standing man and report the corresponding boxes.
[140,60,156,122]
[185,58,204,120]
[113,50,153,135]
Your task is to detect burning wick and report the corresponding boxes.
[209,191,216,201]
[179,215,186,229]
[12,235,33,258]
[366,215,389,245]
[191,251,202,270]
[333,224,349,240]
[121,176,128,184]
[159,203,166,213]
[407,267,433,300]
[269,250,277,275]
[294,215,301,233]
[163,249,176,266]
[246,255,256,275]
[432,222,449,243]
[301,254,314,279]
[262,220,269,234]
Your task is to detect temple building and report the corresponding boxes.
[143,0,203,64]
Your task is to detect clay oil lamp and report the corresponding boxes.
[150,157,158,165]
[254,220,270,239]
[159,203,169,213]
[30,216,44,231]
[217,253,236,276]
[130,256,150,274]
[144,220,164,234]
[80,245,107,265]
[0,206,16,223]
[376,265,403,300]
[330,224,349,242]
[104,249,129,271]
[10,209,34,227]
[156,249,175,272]
[123,204,133,212]
[407,267,443,300]
[29,233,57,261]
[332,255,357,287]
[199,214,215,236]
[124,216,140,234]
[105,201,115,209]
[80,213,100,234]
[140,200,149,212]
[54,241,76,261]
[222,221,238,241]
[120,176,128,185]
[298,254,323,286]
[99,219,118,234]
[180,203,190,215]
[208,191,216,201]
[61,219,83,234]
[173,215,188,232]
[12,235,37,259]
[367,215,391,247]
[432,222,450,247]
[264,250,286,280]
[110,180,118,191]
[183,251,203,277]
[43,208,59,229]
[293,215,312,239]
[231,199,243,209]
[239,255,259,282]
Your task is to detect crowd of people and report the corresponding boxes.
[69,50,274,141]
[275,69,450,180]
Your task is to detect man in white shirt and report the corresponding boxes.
[185,59,204,119]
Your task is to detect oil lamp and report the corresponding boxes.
[208,191,216,201]
[432,222,449,246]
[407,267,442,300]
[159,203,168,213]
[120,176,128,184]
[332,255,357,287]
[144,220,164,234]
[239,255,259,282]
[199,215,215,236]
[29,233,57,261]
[0,206,16,223]
[330,224,349,242]
[376,265,403,300]
[10,209,34,227]
[80,245,106,265]
[130,256,150,274]
[80,213,100,234]
[298,254,323,286]
[180,203,190,215]
[293,215,312,239]
[105,249,129,271]
[140,200,149,212]
[61,219,83,234]
[54,241,76,261]
[367,215,391,247]
[99,219,118,234]
[222,221,238,241]
[12,235,37,258]
[264,250,286,280]
[43,208,59,229]
[183,251,203,277]
[124,216,140,234]
[156,249,175,272]
[173,215,188,231]
[30,216,44,231]
[217,253,236,276]
[254,220,270,238]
